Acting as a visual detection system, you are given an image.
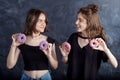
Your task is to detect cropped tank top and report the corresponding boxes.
[18,37,55,71]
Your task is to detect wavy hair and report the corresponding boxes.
[24,9,48,35]
[77,4,107,42]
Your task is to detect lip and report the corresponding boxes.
[77,27,81,30]
[39,26,45,28]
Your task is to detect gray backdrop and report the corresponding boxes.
[0,0,120,80]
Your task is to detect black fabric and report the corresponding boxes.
[67,32,108,80]
[18,37,55,71]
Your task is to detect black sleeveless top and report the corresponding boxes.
[67,32,108,80]
[18,37,55,71]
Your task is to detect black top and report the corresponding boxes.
[67,33,108,80]
[18,37,55,71]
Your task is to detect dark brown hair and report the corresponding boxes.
[77,4,107,42]
[24,9,48,35]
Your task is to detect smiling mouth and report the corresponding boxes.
[77,27,81,29]
[39,26,44,28]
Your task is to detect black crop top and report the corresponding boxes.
[18,37,55,71]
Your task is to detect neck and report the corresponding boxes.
[81,31,87,37]
[78,32,89,39]
[31,32,41,39]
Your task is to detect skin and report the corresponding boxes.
[59,12,118,68]
[7,13,58,79]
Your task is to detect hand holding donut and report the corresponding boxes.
[39,41,49,50]
[39,41,54,57]
[62,42,71,53]
[89,39,99,48]
[17,33,26,43]
[89,38,108,51]
[59,41,71,57]
[11,33,26,47]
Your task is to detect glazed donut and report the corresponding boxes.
[62,42,71,52]
[89,39,99,48]
[39,41,48,50]
[17,33,26,43]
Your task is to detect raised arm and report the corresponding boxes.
[104,48,118,68]
[59,42,71,64]
[7,34,21,69]
[92,38,118,68]
[43,43,58,69]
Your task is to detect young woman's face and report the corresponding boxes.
[75,13,87,33]
[35,13,46,33]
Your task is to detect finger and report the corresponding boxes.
[12,34,17,41]
[12,34,15,38]
[59,46,63,52]
[52,43,55,49]
[48,43,52,49]
[47,43,53,52]
[92,45,99,50]
[96,38,103,43]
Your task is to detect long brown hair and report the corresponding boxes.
[77,4,107,42]
[24,9,48,36]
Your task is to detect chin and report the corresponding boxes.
[40,30,45,33]
[39,29,44,32]
[77,30,82,32]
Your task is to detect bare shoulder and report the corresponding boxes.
[40,34,48,39]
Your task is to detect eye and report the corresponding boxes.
[79,19,82,22]
[78,18,83,22]
[38,19,42,22]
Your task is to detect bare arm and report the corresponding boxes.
[59,46,69,64]
[92,38,118,68]
[7,34,21,69]
[43,43,58,69]
[104,48,118,68]
[7,45,20,69]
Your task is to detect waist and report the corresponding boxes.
[24,70,49,79]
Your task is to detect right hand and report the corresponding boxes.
[11,33,23,47]
[59,42,71,57]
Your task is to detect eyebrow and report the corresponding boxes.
[38,19,45,20]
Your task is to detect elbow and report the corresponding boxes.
[6,62,14,69]
[7,64,14,69]
[7,66,13,69]
[111,60,118,68]
[113,62,118,68]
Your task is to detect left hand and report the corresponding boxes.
[42,43,54,57]
[90,38,108,51]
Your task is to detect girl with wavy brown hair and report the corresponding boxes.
[59,4,118,80]
[7,9,58,80]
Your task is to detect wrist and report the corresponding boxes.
[104,48,110,54]
[47,54,52,58]
[11,44,17,47]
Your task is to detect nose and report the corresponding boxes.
[41,21,46,26]
[75,19,79,25]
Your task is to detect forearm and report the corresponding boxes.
[47,55,58,69]
[104,48,118,68]
[7,45,17,69]
[59,48,69,63]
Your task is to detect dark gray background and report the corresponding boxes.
[0,0,120,80]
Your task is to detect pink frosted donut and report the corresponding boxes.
[62,42,71,52]
[89,39,98,48]
[17,33,26,43]
[39,41,48,50]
